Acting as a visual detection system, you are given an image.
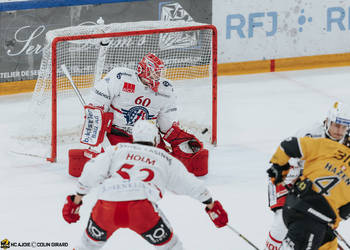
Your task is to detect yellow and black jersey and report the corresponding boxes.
[270,136,350,226]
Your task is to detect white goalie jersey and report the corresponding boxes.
[87,67,178,135]
[76,143,211,203]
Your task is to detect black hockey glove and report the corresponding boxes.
[339,202,350,220]
[267,163,291,185]
[293,178,314,198]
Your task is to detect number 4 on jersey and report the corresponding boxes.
[314,176,340,195]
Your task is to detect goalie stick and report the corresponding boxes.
[61,64,86,106]
[226,224,260,250]
[60,64,111,150]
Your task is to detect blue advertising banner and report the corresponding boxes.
[0,0,145,11]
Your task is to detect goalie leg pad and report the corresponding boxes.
[171,146,208,177]
[68,149,99,177]
[107,126,133,145]
[106,133,133,145]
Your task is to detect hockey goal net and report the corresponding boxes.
[23,20,217,162]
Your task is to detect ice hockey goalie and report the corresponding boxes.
[69,53,208,177]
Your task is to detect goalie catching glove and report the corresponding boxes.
[62,195,82,224]
[163,123,202,150]
[163,123,208,176]
[267,163,291,185]
[80,105,113,147]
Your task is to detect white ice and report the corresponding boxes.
[1,67,350,249]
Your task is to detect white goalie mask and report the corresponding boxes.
[324,101,350,141]
[132,119,160,146]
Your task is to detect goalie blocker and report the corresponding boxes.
[69,112,208,177]
[80,105,113,147]
[68,105,113,177]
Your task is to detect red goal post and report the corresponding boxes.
[31,21,217,162]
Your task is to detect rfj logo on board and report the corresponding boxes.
[158,2,198,50]
[298,9,313,32]
[226,5,350,39]
[225,9,313,39]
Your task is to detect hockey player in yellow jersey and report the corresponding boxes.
[265,101,350,250]
[267,131,350,249]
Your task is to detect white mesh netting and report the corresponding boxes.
[17,20,216,161]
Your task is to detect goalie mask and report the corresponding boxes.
[324,102,350,141]
[137,53,165,92]
[132,119,160,146]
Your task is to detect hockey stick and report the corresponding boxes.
[226,224,260,250]
[61,64,86,106]
[334,230,350,249]
[338,243,345,250]
[9,150,44,158]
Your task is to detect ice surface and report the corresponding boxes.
[1,67,350,249]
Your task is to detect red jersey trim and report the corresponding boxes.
[269,232,283,244]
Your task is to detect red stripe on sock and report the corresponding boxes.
[269,232,282,244]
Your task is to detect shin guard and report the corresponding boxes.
[68,149,99,177]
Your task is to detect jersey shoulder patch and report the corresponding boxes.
[156,78,175,98]
[304,133,323,138]
[112,67,134,80]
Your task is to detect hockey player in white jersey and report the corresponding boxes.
[62,120,228,250]
[69,53,208,178]
[265,101,350,250]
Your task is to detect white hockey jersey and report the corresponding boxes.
[285,122,325,184]
[88,67,177,135]
[76,143,211,204]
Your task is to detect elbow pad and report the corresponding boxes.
[339,202,350,220]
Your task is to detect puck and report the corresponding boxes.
[100,41,109,46]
